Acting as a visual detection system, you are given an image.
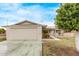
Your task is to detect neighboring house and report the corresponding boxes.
[47,26,64,38]
[3,20,45,56]
[47,26,75,39]
[50,29,63,38]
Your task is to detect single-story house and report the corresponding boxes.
[3,20,45,56]
[4,20,44,40]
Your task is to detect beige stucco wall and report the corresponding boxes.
[6,24,42,56]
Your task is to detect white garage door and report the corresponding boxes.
[6,28,41,41]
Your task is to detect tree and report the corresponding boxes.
[56,3,79,32]
[55,3,79,51]
[0,28,6,34]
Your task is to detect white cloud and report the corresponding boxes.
[0,4,58,26]
[0,3,20,11]
[15,5,57,25]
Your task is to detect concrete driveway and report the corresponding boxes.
[0,41,7,56]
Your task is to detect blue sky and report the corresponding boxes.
[0,3,60,26]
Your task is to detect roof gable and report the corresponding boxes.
[15,20,43,26]
[3,20,46,27]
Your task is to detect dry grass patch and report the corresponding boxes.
[42,38,79,56]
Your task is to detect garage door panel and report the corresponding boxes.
[6,29,40,41]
